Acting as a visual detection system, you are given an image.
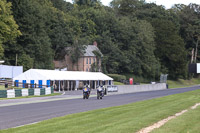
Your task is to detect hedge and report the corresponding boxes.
[107,74,126,82]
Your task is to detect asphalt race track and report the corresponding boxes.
[0,86,200,130]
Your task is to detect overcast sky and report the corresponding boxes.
[65,0,200,9]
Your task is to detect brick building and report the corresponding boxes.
[54,42,103,72]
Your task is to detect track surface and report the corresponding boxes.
[0,86,200,130]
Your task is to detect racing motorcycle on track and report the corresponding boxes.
[83,86,90,99]
[97,86,104,99]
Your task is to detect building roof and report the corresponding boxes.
[13,69,113,81]
[84,45,103,57]
[64,45,103,57]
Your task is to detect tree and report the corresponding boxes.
[70,38,87,70]
[50,0,73,12]
[73,0,101,7]
[130,20,160,80]
[178,4,200,63]
[152,19,187,79]
[7,0,75,70]
[0,0,21,59]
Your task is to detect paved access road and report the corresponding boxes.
[0,86,200,130]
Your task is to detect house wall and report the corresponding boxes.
[82,56,101,72]
[54,55,101,72]
[53,60,67,69]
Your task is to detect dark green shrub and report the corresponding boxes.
[107,74,126,81]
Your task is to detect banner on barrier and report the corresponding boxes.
[107,86,118,92]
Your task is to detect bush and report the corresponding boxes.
[107,74,126,82]
[124,74,152,83]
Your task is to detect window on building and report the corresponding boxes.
[86,58,88,64]
[86,68,88,72]
[89,58,91,64]
[93,58,95,63]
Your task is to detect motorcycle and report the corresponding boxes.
[97,86,104,99]
[83,87,90,99]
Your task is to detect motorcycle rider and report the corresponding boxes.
[97,85,104,99]
[83,84,90,94]
[83,84,90,99]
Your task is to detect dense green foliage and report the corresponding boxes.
[107,74,126,81]
[0,0,21,59]
[1,0,200,80]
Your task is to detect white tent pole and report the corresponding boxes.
[59,80,60,92]
[72,81,74,90]
[67,81,69,91]
[63,80,65,91]
[74,81,76,90]
[71,81,72,90]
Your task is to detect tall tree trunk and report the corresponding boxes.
[191,48,194,63]
[194,39,199,63]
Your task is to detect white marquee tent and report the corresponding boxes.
[13,69,113,90]
[13,69,113,81]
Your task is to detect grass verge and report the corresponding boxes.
[114,81,124,85]
[0,93,61,100]
[167,78,200,89]
[1,89,200,133]
[0,85,29,90]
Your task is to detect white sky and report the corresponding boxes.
[65,0,200,9]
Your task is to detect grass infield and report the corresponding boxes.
[1,89,200,133]
[0,93,61,100]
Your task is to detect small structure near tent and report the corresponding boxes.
[13,69,113,91]
[0,65,23,79]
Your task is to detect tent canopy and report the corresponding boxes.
[13,69,113,81]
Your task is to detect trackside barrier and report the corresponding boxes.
[15,89,22,97]
[40,88,45,95]
[28,89,34,96]
[34,89,40,96]
[0,87,54,98]
[45,87,51,95]
[106,83,167,95]
[0,90,7,98]
[51,87,54,93]
[7,90,15,98]
[22,89,28,96]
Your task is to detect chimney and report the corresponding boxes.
[93,41,97,47]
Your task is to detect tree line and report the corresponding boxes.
[0,0,200,80]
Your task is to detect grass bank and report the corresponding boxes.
[2,89,200,133]
[167,78,200,89]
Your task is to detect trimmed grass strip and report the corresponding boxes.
[152,103,200,133]
[0,93,60,100]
